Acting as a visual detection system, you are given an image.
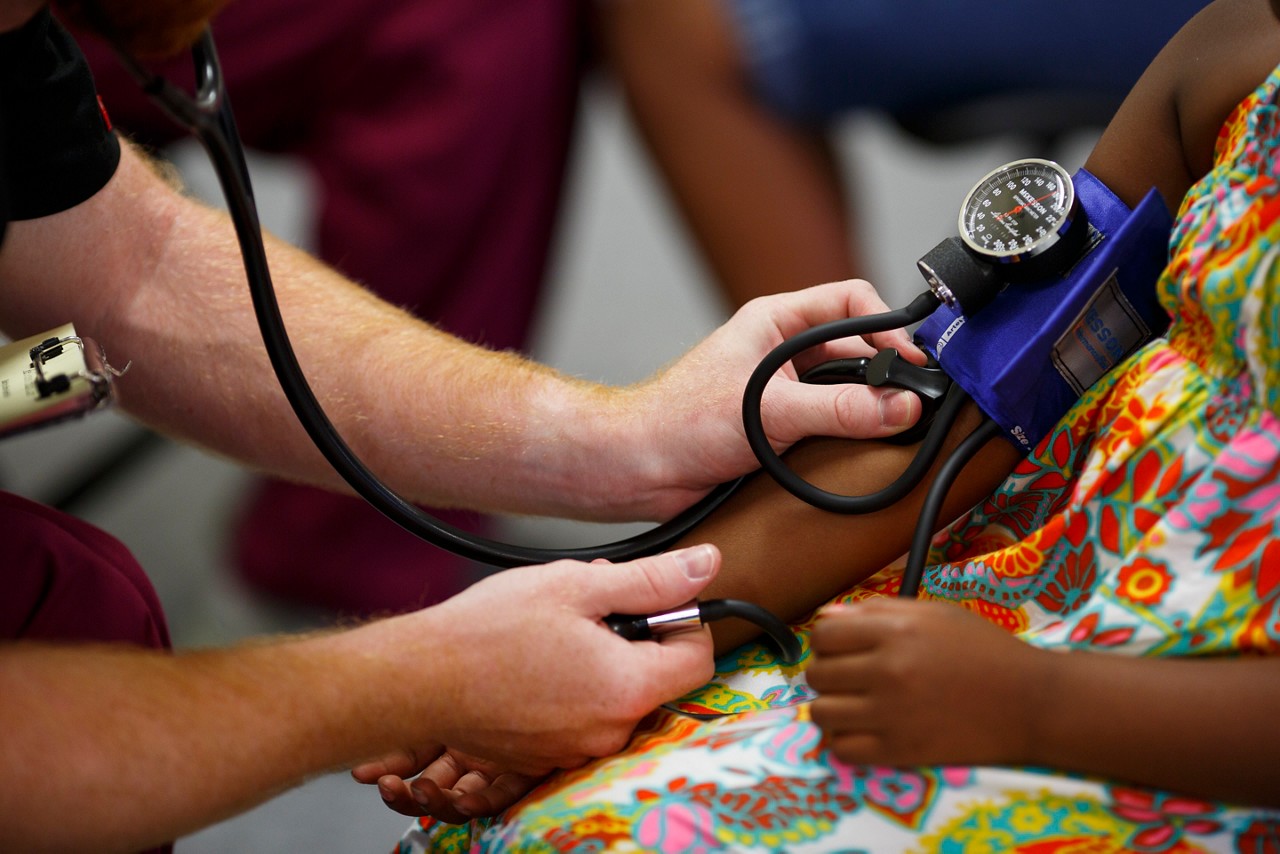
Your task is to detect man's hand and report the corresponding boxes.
[352,746,544,823]
[621,280,926,520]
[373,544,721,777]
[807,598,1047,768]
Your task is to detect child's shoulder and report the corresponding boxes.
[1085,0,1280,212]
[1168,0,1280,177]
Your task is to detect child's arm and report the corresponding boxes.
[809,599,1280,807]
[686,402,1021,654]
[688,0,1280,656]
[803,0,1280,809]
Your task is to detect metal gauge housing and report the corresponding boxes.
[958,158,1087,279]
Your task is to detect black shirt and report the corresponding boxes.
[0,8,121,246]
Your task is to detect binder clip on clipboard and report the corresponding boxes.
[0,323,126,439]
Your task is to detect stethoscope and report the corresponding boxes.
[112,31,1072,664]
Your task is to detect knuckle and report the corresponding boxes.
[630,555,672,602]
[809,697,838,728]
[809,618,846,653]
[805,663,837,694]
[832,385,876,436]
[735,293,776,327]
[828,733,875,766]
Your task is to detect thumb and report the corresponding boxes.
[766,380,920,446]
[584,544,721,617]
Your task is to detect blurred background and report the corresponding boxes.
[0,73,1096,850]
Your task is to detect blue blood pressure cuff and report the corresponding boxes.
[915,169,1173,452]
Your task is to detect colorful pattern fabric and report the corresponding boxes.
[399,64,1280,853]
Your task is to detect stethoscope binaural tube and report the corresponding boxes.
[110,30,746,570]
[109,29,811,659]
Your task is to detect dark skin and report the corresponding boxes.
[694,404,1018,653]
[364,0,1280,819]
[808,0,1280,809]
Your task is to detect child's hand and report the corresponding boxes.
[807,598,1050,768]
[352,745,545,822]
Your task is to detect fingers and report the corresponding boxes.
[401,770,544,824]
[810,599,920,653]
[766,279,892,335]
[566,545,721,702]
[574,544,721,617]
[410,777,471,824]
[451,772,545,819]
[375,774,429,817]
[748,279,931,449]
[350,745,441,784]
[764,379,921,445]
[767,279,927,362]
[807,601,916,692]
[807,609,883,696]
[822,731,891,766]
[367,749,547,823]
[809,693,877,733]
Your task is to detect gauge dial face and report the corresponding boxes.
[958,159,1076,260]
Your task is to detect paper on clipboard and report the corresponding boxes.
[0,323,121,440]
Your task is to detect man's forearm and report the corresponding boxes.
[0,142,654,520]
[0,621,442,851]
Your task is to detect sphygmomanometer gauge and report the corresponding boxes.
[959,158,1086,275]
[917,158,1091,315]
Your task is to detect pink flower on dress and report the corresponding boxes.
[635,800,717,854]
[1109,787,1224,850]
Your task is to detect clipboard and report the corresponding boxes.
[0,323,124,440]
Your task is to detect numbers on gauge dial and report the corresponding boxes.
[961,161,1073,258]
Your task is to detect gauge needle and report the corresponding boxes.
[995,191,1055,219]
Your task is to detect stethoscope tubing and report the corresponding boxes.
[115,30,996,664]
[116,31,746,569]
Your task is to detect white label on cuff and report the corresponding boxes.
[1051,271,1150,397]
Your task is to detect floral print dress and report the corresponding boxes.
[399,63,1280,854]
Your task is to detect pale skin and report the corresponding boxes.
[375,0,1280,820]
[0,545,723,852]
[0,2,938,848]
[0,142,923,525]
[804,0,1280,808]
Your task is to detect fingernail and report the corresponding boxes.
[455,802,474,817]
[675,544,716,581]
[878,390,913,428]
[378,781,395,803]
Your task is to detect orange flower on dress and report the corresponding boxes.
[1115,557,1174,607]
[1093,393,1171,465]
[986,518,1060,581]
